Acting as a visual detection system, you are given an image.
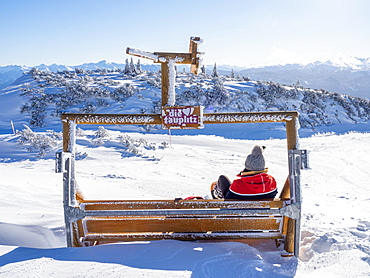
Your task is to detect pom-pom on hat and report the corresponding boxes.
[245,145,265,171]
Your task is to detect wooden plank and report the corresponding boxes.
[84,217,281,234]
[126,47,158,61]
[61,111,298,126]
[80,199,284,210]
[61,113,162,125]
[203,111,299,124]
[82,232,284,242]
[153,52,192,64]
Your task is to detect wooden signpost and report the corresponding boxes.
[59,37,305,257]
[126,36,204,107]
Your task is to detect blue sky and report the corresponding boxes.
[1,0,369,67]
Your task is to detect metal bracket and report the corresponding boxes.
[279,202,301,220]
[64,205,85,224]
[289,149,309,170]
[55,152,72,173]
[300,149,309,170]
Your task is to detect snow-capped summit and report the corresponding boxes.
[324,55,370,70]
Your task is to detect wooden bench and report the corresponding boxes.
[59,111,305,257]
[67,197,298,256]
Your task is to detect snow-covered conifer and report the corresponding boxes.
[212,63,219,78]
[136,59,142,73]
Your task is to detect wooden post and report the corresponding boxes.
[189,37,201,74]
[62,120,70,152]
[284,116,301,256]
[126,37,203,107]
[62,119,80,247]
[161,63,169,106]
[286,117,298,151]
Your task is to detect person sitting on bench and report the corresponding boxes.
[211,145,278,200]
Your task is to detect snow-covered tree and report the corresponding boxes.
[123,59,130,75]
[210,77,230,105]
[212,63,219,78]
[110,83,137,101]
[136,59,142,73]
[130,58,136,75]
[230,69,235,79]
[200,65,206,75]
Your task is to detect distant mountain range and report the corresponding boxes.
[1,56,370,99]
[0,61,161,91]
[238,57,370,100]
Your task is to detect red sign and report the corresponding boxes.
[162,106,204,129]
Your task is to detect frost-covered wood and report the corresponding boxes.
[203,111,297,123]
[61,111,298,126]
[126,47,159,62]
[72,198,293,254]
[127,37,203,106]
[62,113,161,125]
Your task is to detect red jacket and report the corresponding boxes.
[229,173,277,196]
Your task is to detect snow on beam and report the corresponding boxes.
[62,113,162,125]
[203,111,299,124]
[61,111,298,126]
[153,52,192,64]
[126,47,159,62]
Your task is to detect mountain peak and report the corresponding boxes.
[324,55,370,70]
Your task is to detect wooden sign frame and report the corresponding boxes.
[162,105,204,129]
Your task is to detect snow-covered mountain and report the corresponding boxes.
[0,61,160,90]
[0,65,369,138]
[239,57,370,100]
[0,65,28,90]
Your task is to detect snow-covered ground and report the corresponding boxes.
[0,128,369,277]
[0,67,369,276]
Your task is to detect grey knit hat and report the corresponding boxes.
[245,145,265,171]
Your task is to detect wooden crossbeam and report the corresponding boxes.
[61,111,298,125]
[85,217,282,234]
[79,199,284,211]
[61,111,299,152]
[82,232,284,242]
[153,53,192,64]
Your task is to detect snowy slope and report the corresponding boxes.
[0,67,369,138]
[0,61,159,91]
[0,67,369,277]
[0,130,369,277]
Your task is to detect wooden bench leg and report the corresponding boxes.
[284,218,295,254]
